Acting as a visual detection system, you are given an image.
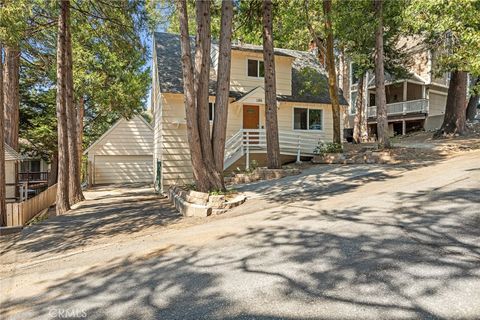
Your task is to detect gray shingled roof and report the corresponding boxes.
[367,72,426,88]
[4,143,21,161]
[154,32,347,105]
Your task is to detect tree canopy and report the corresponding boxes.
[5,0,155,160]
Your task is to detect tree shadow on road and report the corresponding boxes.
[0,191,184,259]
[2,186,479,319]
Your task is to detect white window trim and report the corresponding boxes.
[246,58,264,79]
[350,61,359,87]
[292,107,324,132]
[349,90,358,115]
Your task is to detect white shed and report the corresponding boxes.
[4,143,21,202]
[84,115,154,186]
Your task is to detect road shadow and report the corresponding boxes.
[0,189,182,258]
[235,164,399,206]
[2,186,479,319]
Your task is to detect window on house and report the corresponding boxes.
[369,93,376,107]
[208,102,215,121]
[294,108,308,130]
[30,160,41,172]
[350,91,358,115]
[247,59,265,78]
[351,63,359,85]
[293,108,323,131]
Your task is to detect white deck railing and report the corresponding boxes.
[224,129,321,169]
[367,99,429,118]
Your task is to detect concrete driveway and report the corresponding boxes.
[1,151,479,319]
[0,185,183,265]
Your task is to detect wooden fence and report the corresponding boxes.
[5,184,57,227]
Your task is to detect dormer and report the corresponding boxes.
[229,46,295,96]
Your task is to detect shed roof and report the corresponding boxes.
[4,143,21,161]
[154,32,348,105]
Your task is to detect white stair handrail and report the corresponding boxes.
[223,128,322,169]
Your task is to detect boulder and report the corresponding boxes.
[208,195,226,209]
[186,190,209,205]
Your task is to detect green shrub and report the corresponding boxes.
[250,159,259,171]
[314,142,343,155]
[209,188,237,196]
[184,183,196,191]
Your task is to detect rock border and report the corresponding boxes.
[225,167,301,185]
[312,151,394,164]
[168,186,247,217]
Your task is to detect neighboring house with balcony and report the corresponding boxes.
[4,143,21,202]
[151,32,348,192]
[347,38,450,137]
[18,139,51,197]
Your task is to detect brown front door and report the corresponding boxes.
[243,105,259,129]
[243,105,259,144]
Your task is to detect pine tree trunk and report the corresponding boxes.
[65,9,84,205]
[374,0,390,148]
[55,0,71,214]
[466,94,479,122]
[339,47,350,129]
[3,46,20,151]
[435,70,468,136]
[77,97,85,182]
[362,73,369,141]
[212,0,233,182]
[323,0,342,144]
[194,0,223,190]
[0,44,6,226]
[177,0,212,192]
[262,0,281,169]
[48,153,58,187]
[466,77,479,121]
[353,74,365,144]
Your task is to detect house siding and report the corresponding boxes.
[5,160,16,200]
[87,116,153,185]
[424,91,447,130]
[230,51,292,96]
[428,91,447,117]
[152,45,163,189]
[158,93,244,189]
[156,93,341,190]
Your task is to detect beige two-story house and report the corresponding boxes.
[151,32,347,192]
[347,37,450,137]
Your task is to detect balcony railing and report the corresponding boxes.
[18,171,49,183]
[367,99,429,118]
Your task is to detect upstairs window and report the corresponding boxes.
[247,59,264,78]
[350,92,357,115]
[350,62,359,85]
[293,107,323,131]
[208,102,215,121]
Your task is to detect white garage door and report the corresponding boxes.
[94,155,153,185]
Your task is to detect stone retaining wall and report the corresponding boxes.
[312,151,394,164]
[226,167,301,185]
[168,186,247,217]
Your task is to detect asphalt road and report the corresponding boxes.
[1,151,479,319]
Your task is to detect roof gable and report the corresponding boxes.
[236,86,265,104]
[4,143,21,161]
[153,32,348,106]
[84,115,153,155]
